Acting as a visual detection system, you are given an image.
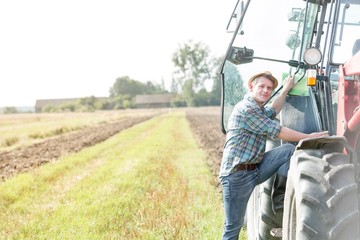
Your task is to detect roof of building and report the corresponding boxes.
[135,94,175,104]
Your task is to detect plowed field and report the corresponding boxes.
[0,107,225,181]
[185,107,225,182]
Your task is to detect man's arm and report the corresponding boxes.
[278,126,329,142]
[271,75,296,114]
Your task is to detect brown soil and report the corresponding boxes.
[0,116,154,180]
[0,107,225,181]
[185,107,225,181]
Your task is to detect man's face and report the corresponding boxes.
[249,76,274,106]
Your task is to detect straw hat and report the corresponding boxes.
[248,71,278,90]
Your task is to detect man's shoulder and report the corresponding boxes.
[233,102,251,116]
[235,96,258,113]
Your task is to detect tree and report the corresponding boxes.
[170,76,179,93]
[3,107,18,114]
[109,76,147,109]
[172,40,216,106]
[109,76,167,98]
[109,76,147,98]
[109,76,168,109]
[144,81,167,94]
[223,61,246,105]
[210,56,224,106]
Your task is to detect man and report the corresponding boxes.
[219,71,329,240]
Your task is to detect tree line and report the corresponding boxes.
[5,40,245,113]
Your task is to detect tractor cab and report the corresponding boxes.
[220,0,360,136]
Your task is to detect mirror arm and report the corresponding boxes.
[219,0,251,75]
[248,56,307,69]
[226,0,241,32]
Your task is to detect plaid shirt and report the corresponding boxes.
[220,94,281,177]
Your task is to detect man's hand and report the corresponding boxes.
[272,75,297,114]
[308,131,329,139]
[282,75,296,93]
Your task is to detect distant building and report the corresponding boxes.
[35,98,77,112]
[35,97,108,112]
[135,94,175,108]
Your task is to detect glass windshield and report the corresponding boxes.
[331,0,360,63]
[222,0,316,132]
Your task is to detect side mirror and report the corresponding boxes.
[286,30,301,50]
[227,46,254,65]
[288,8,302,22]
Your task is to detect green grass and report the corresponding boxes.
[0,111,227,239]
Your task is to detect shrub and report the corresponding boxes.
[1,137,19,147]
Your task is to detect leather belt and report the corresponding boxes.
[232,164,257,173]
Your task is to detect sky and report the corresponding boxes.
[0,0,235,107]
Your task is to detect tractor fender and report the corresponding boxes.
[296,136,356,164]
[296,136,349,151]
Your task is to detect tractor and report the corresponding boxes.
[219,0,360,239]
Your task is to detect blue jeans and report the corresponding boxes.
[220,143,295,240]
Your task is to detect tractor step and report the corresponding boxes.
[270,228,282,238]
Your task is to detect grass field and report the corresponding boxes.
[0,111,232,239]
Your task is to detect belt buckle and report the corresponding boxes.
[231,166,239,174]
[232,164,245,173]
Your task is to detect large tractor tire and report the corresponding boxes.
[246,176,283,240]
[283,149,360,240]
